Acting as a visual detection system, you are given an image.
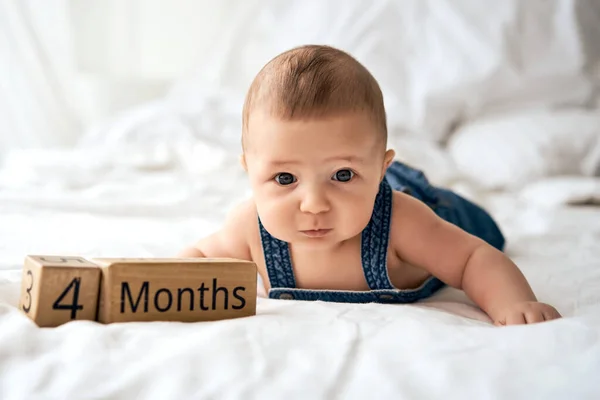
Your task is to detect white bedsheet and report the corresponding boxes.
[0,140,599,399]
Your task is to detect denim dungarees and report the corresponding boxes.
[259,161,505,304]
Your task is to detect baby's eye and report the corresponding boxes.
[332,169,354,182]
[275,172,297,186]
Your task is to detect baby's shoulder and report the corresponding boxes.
[228,197,257,217]
[223,198,266,263]
[389,189,432,229]
[390,189,415,213]
[225,197,259,231]
[209,197,259,261]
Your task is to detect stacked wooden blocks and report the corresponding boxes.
[19,255,258,327]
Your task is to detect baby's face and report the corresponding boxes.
[244,111,392,248]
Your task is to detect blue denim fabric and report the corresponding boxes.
[384,161,505,251]
[259,161,505,304]
[268,278,446,303]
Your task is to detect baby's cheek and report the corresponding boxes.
[340,199,373,234]
[256,200,291,238]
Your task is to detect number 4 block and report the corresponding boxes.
[18,256,101,327]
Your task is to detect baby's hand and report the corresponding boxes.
[493,301,561,326]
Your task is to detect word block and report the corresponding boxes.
[19,255,101,327]
[93,258,257,323]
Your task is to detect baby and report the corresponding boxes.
[179,45,561,326]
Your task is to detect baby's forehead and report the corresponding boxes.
[245,111,382,161]
[247,109,378,139]
[248,108,378,131]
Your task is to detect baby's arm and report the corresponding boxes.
[178,200,254,261]
[391,192,561,325]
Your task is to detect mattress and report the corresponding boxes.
[0,141,598,399]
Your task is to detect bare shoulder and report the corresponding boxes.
[389,189,484,287]
[219,197,260,256]
[224,197,258,231]
[388,190,435,252]
[390,190,437,230]
[180,198,259,261]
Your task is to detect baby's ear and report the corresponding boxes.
[239,154,248,171]
[381,149,395,179]
[384,149,395,168]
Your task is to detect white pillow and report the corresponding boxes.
[387,137,459,186]
[447,109,600,190]
[519,176,600,207]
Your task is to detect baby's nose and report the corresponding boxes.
[299,187,330,215]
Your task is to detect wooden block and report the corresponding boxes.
[93,258,257,323]
[19,255,101,327]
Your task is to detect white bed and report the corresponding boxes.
[0,136,599,399]
[1,1,600,399]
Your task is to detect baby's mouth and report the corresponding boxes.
[299,229,332,238]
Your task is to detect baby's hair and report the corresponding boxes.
[242,44,387,150]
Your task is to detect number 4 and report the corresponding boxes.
[53,278,83,319]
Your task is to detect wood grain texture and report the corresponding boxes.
[19,256,101,327]
[93,258,257,323]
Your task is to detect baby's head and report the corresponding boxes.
[241,45,395,247]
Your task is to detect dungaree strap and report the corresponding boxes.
[258,218,296,288]
[360,179,396,290]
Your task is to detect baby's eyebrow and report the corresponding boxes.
[267,160,301,167]
[268,155,364,167]
[324,155,365,164]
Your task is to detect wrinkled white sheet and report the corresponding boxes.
[0,139,599,399]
